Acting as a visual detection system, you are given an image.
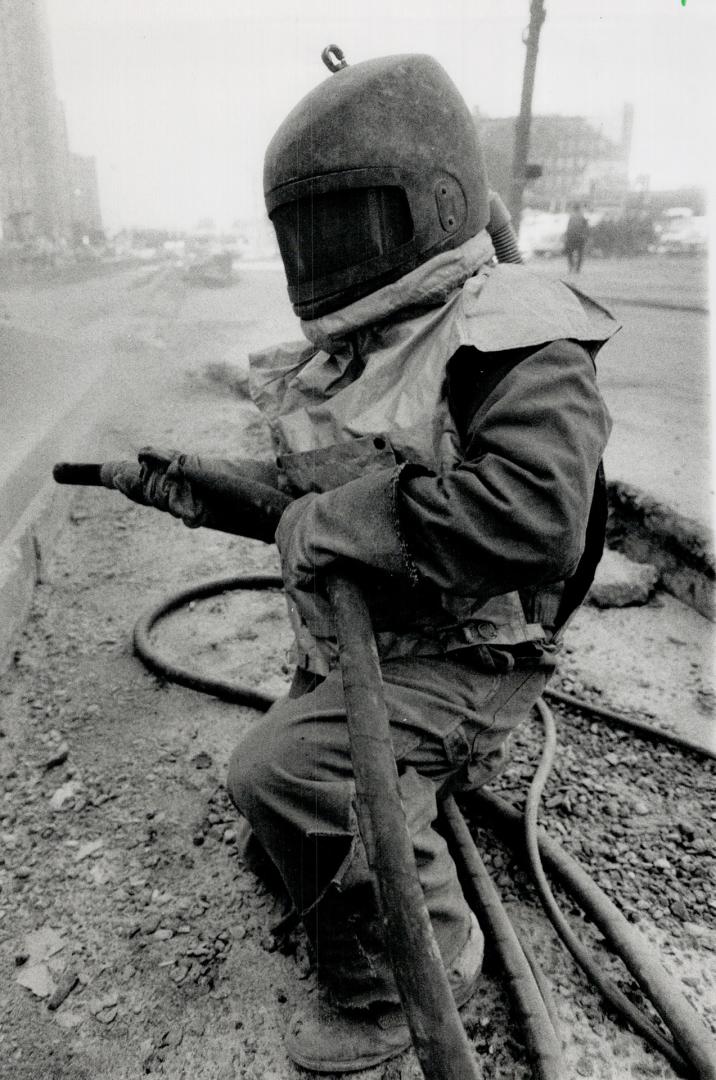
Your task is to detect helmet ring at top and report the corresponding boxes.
[321,44,348,72]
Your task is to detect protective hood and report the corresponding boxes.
[249,237,618,471]
[301,231,495,351]
[297,232,618,357]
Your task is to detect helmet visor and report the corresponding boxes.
[270,185,413,290]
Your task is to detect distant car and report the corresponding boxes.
[653,215,708,256]
[518,211,570,259]
[183,249,234,286]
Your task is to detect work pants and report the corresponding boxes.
[227,654,549,1007]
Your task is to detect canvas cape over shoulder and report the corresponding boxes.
[250,243,617,674]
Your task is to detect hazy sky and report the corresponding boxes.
[45,0,714,232]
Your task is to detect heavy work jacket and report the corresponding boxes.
[251,232,617,674]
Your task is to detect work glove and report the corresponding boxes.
[275,468,415,636]
[101,448,207,527]
[102,447,289,540]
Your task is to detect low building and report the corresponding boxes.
[476,104,633,213]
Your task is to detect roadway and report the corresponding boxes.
[533,253,712,528]
[595,301,712,527]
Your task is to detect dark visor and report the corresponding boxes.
[270,186,413,286]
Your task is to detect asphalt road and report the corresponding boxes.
[535,252,709,312]
[1,267,164,542]
[533,254,713,528]
[0,324,101,480]
[596,301,712,527]
[0,258,711,538]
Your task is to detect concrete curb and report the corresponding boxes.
[0,365,117,673]
[606,480,714,621]
[0,481,74,668]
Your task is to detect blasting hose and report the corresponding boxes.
[328,571,480,1080]
[523,702,696,1076]
[55,462,479,1079]
[472,781,716,1079]
[441,793,564,1080]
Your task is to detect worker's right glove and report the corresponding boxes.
[101,448,207,527]
[101,447,289,541]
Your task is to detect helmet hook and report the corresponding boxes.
[321,44,348,72]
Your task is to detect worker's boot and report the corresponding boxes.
[286,768,483,1072]
[285,910,483,1073]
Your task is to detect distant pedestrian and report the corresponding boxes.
[564,204,590,272]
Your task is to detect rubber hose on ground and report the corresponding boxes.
[519,700,690,1076]
[133,574,716,762]
[442,795,564,1080]
[133,574,283,711]
[543,687,716,762]
[473,784,716,1079]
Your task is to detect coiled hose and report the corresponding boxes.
[133,573,283,710]
[133,573,715,761]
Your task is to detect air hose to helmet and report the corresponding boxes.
[486,191,523,265]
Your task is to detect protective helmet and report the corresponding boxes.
[264,51,490,319]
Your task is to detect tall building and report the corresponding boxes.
[477,104,633,213]
[70,153,103,242]
[0,0,72,240]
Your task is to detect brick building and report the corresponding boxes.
[476,104,633,213]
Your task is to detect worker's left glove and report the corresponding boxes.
[275,468,415,634]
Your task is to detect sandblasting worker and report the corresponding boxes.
[108,52,616,1074]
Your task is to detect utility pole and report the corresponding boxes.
[509,0,546,235]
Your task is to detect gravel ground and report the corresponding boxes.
[1,270,714,1079]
